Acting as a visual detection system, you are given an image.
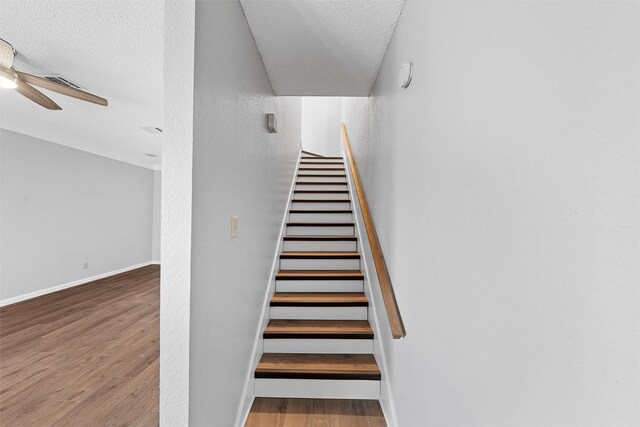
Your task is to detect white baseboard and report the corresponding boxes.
[0,261,155,307]
[151,260,162,265]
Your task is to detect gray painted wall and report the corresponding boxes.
[152,170,161,262]
[0,129,154,301]
[341,1,639,425]
[189,1,301,425]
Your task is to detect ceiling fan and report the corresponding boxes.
[0,38,108,110]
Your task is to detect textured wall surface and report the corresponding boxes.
[0,130,154,301]
[159,0,195,425]
[189,2,301,425]
[341,1,639,425]
[241,0,405,96]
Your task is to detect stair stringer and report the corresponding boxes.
[234,150,303,427]
[342,149,399,427]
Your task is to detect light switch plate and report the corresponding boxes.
[231,216,238,238]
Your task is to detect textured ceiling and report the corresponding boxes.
[0,0,163,169]
[240,0,405,96]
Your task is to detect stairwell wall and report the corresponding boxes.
[340,1,639,425]
[189,1,301,425]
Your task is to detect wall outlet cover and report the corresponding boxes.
[231,216,239,238]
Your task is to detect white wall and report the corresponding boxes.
[0,129,154,303]
[159,0,195,425]
[152,170,161,262]
[301,97,342,156]
[189,1,301,425]
[341,1,639,425]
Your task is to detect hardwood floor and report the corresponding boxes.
[245,398,386,427]
[0,265,159,426]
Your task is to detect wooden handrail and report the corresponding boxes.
[340,123,406,339]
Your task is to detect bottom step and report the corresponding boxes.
[245,398,385,427]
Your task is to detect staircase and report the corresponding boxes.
[254,154,382,400]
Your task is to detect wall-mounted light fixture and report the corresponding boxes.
[266,113,278,134]
[399,62,413,89]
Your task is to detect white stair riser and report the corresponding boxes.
[286,225,354,236]
[299,163,344,169]
[255,379,380,400]
[293,192,350,200]
[297,176,347,183]
[295,184,349,191]
[276,280,363,292]
[297,169,345,175]
[280,258,360,270]
[270,306,367,320]
[291,202,351,210]
[283,240,357,252]
[289,212,353,223]
[264,338,373,354]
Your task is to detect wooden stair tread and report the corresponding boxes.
[300,161,344,165]
[271,292,368,307]
[297,174,347,177]
[289,210,352,214]
[264,320,373,339]
[293,190,349,194]
[298,168,345,171]
[255,353,380,380]
[286,222,354,227]
[291,199,350,203]
[276,270,364,280]
[296,182,348,185]
[283,235,357,241]
[280,251,360,259]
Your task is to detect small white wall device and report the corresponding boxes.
[266,113,278,134]
[231,216,238,238]
[399,62,413,88]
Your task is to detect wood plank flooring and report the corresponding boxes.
[0,265,160,426]
[245,398,386,427]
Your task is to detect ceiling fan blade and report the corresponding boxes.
[0,39,15,69]
[15,71,108,107]
[1,67,60,110]
[15,80,62,110]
